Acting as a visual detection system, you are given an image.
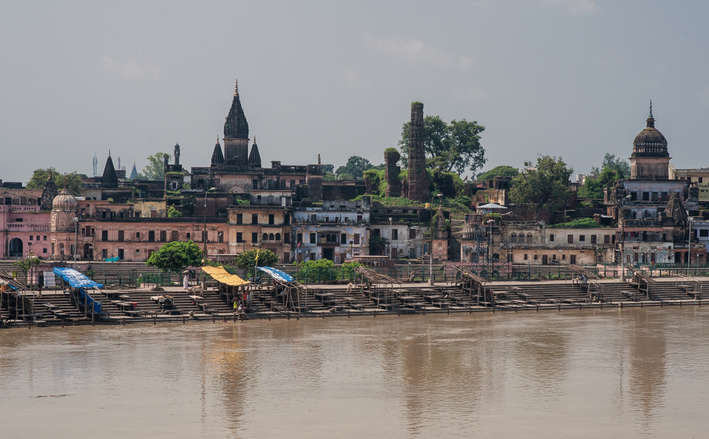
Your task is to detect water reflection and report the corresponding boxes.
[0,309,707,438]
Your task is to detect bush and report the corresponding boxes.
[147,241,202,272]
[236,249,278,278]
[298,259,337,283]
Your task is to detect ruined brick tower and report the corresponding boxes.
[407,102,430,201]
[384,148,401,197]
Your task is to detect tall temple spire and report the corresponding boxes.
[248,137,261,168]
[211,137,224,166]
[102,152,118,188]
[224,79,249,139]
[646,99,655,128]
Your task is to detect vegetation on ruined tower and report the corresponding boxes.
[363,169,381,194]
[167,205,182,218]
[27,168,83,195]
[578,153,630,200]
[509,155,573,223]
[140,152,169,180]
[476,165,519,182]
[336,156,374,180]
[147,241,202,272]
[399,115,486,176]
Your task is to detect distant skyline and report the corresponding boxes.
[2,0,709,183]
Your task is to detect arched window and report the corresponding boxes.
[262,233,268,241]
[269,233,275,241]
[275,233,281,241]
[527,233,533,243]
[510,233,517,243]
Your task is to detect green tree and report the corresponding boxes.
[15,256,40,285]
[509,156,573,223]
[167,205,182,218]
[26,168,83,194]
[141,152,170,180]
[147,241,202,272]
[399,115,486,175]
[297,259,337,283]
[476,165,519,182]
[579,153,630,199]
[336,156,373,180]
[235,249,278,275]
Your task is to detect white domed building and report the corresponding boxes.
[50,190,78,259]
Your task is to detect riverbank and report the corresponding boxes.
[3,277,709,329]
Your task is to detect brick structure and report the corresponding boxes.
[407,102,430,202]
[384,148,401,197]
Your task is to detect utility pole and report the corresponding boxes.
[688,215,692,273]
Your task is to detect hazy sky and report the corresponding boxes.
[2,0,708,183]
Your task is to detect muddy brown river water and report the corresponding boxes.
[1,307,708,438]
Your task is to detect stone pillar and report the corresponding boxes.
[407,102,430,202]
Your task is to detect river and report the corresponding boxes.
[1,307,708,438]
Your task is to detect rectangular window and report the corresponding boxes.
[148,231,155,242]
[549,234,555,242]
[591,235,597,244]
[268,214,275,225]
[409,229,416,239]
[354,233,360,245]
[160,230,167,242]
[699,229,708,237]
[297,233,303,243]
[102,230,108,241]
[118,230,124,242]
[43,235,47,240]
[118,249,124,260]
[392,229,398,240]
[284,233,290,244]
[310,233,316,244]
[218,231,224,243]
[236,213,243,225]
[567,234,573,244]
[186,232,191,240]
[136,231,141,240]
[43,248,47,254]
[579,235,585,242]
[251,232,257,243]
[252,214,258,224]
[102,249,108,259]
[643,192,650,201]
[570,255,576,264]
[237,232,243,243]
[171,231,178,241]
[29,235,33,241]
[524,254,528,260]
[604,235,610,244]
[341,233,347,244]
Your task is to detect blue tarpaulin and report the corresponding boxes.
[53,267,104,289]
[53,267,103,314]
[257,266,294,283]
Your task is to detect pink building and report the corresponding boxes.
[0,188,51,259]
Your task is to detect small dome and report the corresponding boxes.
[632,115,668,157]
[52,190,77,211]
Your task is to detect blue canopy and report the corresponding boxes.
[53,267,104,289]
[257,266,294,283]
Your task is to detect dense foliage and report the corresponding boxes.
[335,156,374,180]
[235,249,278,272]
[296,260,360,283]
[548,217,600,229]
[147,241,203,272]
[26,168,83,194]
[578,153,630,200]
[509,156,573,223]
[476,165,519,182]
[141,152,170,180]
[399,115,486,176]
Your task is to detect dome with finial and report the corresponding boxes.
[52,189,77,211]
[632,101,668,157]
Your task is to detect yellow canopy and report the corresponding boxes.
[201,266,249,287]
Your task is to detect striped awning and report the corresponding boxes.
[201,266,249,287]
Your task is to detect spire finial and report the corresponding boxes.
[646,100,655,128]
[253,135,256,144]
[234,79,238,96]
[649,99,654,119]
[216,135,220,144]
